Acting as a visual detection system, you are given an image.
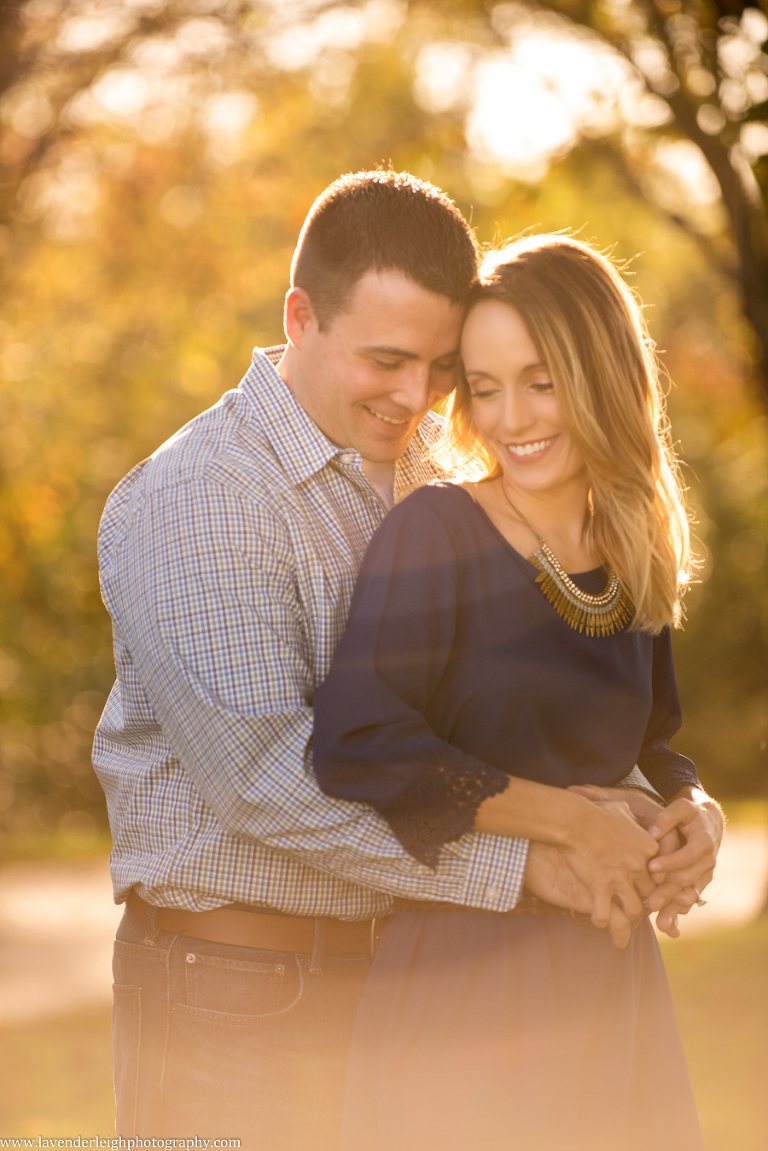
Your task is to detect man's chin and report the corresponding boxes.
[356,427,417,464]
[361,441,412,466]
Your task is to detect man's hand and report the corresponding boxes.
[569,786,685,933]
[559,797,658,929]
[524,841,642,950]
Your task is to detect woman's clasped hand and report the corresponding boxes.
[560,793,660,933]
[569,783,724,938]
[473,776,661,947]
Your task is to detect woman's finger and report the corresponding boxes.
[672,886,701,913]
[650,855,706,882]
[645,881,683,912]
[613,883,644,922]
[656,828,683,857]
[607,904,632,949]
[660,865,715,892]
[590,888,613,930]
[649,837,710,877]
[653,885,703,936]
[653,863,711,890]
[654,904,681,938]
[651,847,716,887]
[633,871,657,900]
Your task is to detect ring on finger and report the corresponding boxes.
[693,885,707,908]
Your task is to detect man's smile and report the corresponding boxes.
[363,405,411,426]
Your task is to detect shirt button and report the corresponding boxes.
[485,884,498,903]
[338,451,355,465]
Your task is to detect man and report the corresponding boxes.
[94,170,717,1149]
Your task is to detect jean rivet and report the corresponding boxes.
[186,953,196,964]
[275,965,284,974]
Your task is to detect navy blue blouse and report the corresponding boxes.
[313,483,699,867]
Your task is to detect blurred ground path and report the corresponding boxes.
[673,822,768,936]
[0,859,121,1025]
[1,823,767,1025]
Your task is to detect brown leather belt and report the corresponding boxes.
[125,892,382,957]
[125,889,587,959]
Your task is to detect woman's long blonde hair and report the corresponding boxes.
[434,234,693,633]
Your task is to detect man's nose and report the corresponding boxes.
[393,365,433,414]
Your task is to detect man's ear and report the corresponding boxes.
[284,287,317,348]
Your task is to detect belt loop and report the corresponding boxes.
[308,917,326,975]
[144,904,159,947]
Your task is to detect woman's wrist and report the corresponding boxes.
[559,791,603,851]
[474,776,592,847]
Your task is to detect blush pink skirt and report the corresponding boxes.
[340,911,704,1151]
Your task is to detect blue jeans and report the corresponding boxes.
[112,909,372,1150]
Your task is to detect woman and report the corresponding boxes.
[312,236,720,1150]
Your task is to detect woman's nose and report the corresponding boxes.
[499,388,533,436]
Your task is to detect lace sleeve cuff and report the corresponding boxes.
[378,745,510,869]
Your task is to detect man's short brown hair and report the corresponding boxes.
[291,169,479,329]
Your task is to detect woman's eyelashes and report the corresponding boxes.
[469,378,554,400]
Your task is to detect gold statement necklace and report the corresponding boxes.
[501,486,633,638]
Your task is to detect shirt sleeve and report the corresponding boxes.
[105,476,528,911]
[313,490,516,868]
[636,628,701,799]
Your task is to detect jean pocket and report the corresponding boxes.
[113,983,142,1132]
[183,950,296,1018]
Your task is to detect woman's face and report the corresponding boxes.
[461,299,587,499]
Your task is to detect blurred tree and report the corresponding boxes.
[547,0,768,403]
[417,0,768,405]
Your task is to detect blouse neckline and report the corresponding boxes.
[449,482,607,582]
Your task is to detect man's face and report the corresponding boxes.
[286,269,465,464]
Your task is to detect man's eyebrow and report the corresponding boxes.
[358,344,418,358]
[358,344,460,360]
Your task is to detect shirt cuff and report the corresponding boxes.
[616,765,666,805]
[456,832,530,912]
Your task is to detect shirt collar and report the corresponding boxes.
[240,346,444,491]
[240,346,340,485]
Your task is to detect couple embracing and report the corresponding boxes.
[94,170,722,1150]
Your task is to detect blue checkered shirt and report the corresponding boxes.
[93,347,538,917]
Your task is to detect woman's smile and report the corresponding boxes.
[505,435,558,460]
